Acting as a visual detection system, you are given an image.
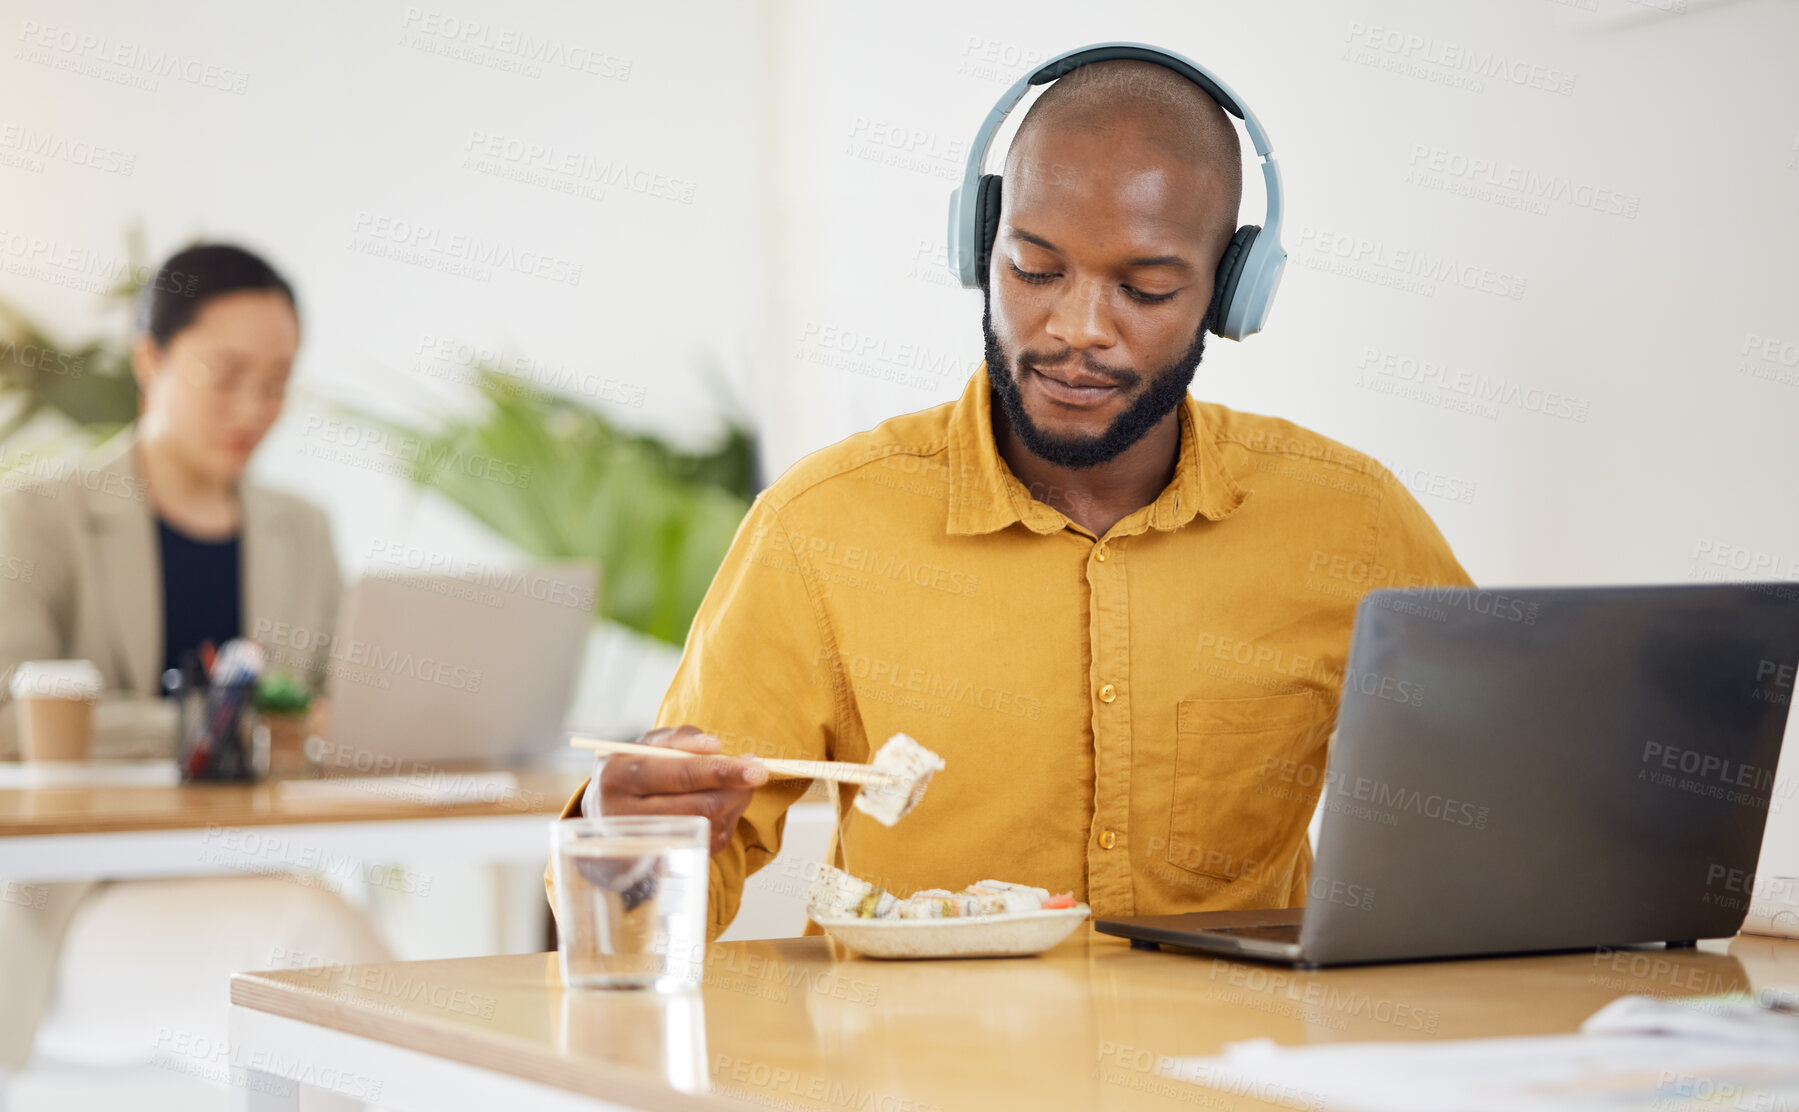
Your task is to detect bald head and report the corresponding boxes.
[1006,60,1242,250]
[980,59,1249,474]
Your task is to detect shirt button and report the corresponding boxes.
[1095,547,1108,562]
[1099,830,1118,850]
[1099,683,1117,703]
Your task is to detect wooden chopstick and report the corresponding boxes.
[567,736,900,788]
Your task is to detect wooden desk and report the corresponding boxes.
[225,928,1799,1111]
[0,764,584,883]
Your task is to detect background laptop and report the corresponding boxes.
[323,563,597,764]
[1096,583,1799,967]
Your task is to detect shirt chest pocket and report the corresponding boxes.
[1166,693,1333,888]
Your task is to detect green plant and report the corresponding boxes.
[343,369,757,647]
[256,673,313,715]
[0,227,145,448]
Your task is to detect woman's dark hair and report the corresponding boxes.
[136,243,298,347]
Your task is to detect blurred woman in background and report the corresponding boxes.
[0,244,387,1079]
[0,243,339,756]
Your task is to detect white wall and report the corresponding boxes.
[5,0,1798,873]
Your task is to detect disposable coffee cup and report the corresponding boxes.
[10,660,102,762]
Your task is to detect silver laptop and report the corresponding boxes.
[1096,584,1799,967]
[323,563,596,763]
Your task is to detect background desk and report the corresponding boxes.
[0,766,585,885]
[226,928,1799,1111]
[0,765,590,966]
[0,768,836,952]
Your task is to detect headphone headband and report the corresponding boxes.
[947,41,1287,340]
[1030,46,1244,128]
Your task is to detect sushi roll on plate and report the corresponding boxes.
[804,867,1090,959]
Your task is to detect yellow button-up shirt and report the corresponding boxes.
[554,367,1470,938]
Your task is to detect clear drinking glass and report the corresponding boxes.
[554,815,710,990]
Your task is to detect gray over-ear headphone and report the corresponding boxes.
[946,42,1286,341]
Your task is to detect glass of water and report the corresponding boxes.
[553,815,710,991]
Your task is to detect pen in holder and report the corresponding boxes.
[177,639,266,782]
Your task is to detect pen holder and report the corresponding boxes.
[178,679,262,782]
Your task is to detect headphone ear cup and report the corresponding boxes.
[1208,225,1259,336]
[975,174,1003,290]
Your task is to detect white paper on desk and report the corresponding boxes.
[275,771,520,807]
[1585,991,1799,1043]
[1160,1032,1799,1112]
[0,760,179,788]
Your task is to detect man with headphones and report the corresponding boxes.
[552,44,1470,937]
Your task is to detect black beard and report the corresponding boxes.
[982,296,1210,471]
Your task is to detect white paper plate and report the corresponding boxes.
[811,905,1091,959]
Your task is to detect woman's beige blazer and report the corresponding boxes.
[0,430,341,758]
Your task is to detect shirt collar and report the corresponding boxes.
[944,364,1249,538]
